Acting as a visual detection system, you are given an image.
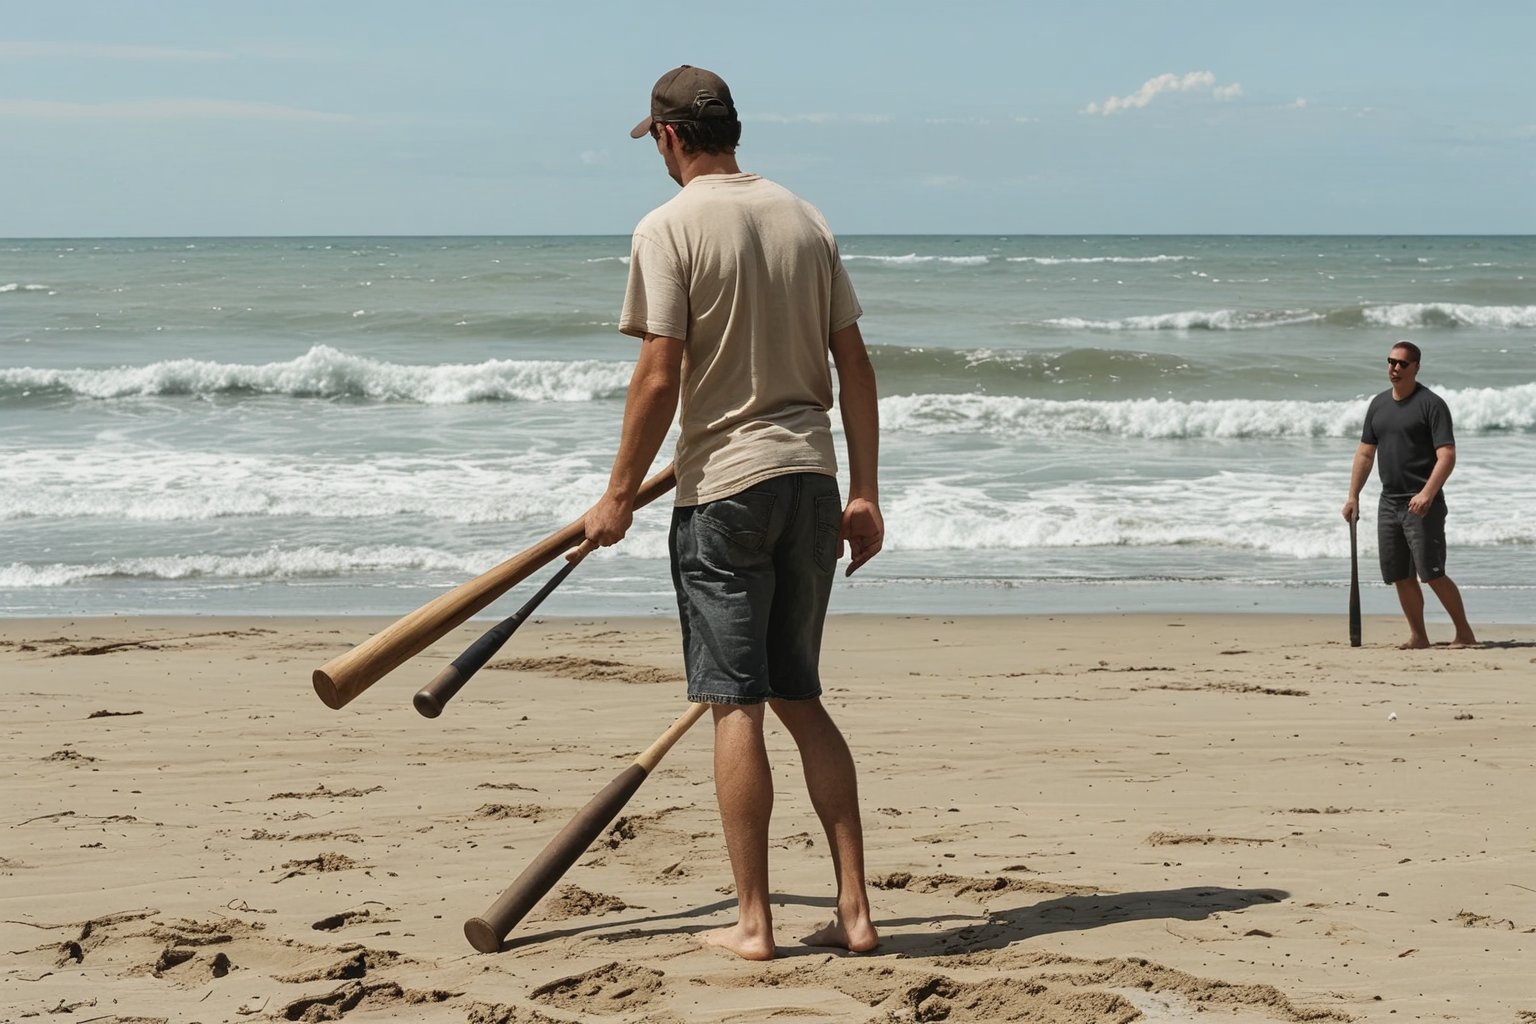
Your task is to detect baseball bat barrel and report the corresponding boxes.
[312,465,675,710]
[1348,515,1362,647]
[414,555,583,719]
[463,701,709,953]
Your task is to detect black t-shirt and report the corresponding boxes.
[1361,384,1455,497]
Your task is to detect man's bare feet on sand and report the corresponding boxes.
[801,912,879,954]
[1447,632,1478,649]
[1398,636,1431,650]
[701,923,775,961]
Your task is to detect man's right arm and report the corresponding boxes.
[578,333,684,555]
[829,322,883,576]
[1342,443,1376,522]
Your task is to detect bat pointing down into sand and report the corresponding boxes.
[311,465,675,710]
[1348,513,1362,648]
[464,701,709,953]
[414,551,585,718]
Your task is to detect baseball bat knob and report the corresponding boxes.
[414,665,467,718]
[464,917,502,954]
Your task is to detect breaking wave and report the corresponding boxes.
[880,383,1536,439]
[1042,303,1536,332]
[0,345,634,403]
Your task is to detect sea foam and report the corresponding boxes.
[843,254,991,265]
[1361,303,1536,329]
[1044,309,1323,331]
[1043,303,1536,331]
[880,383,1536,439]
[0,448,612,523]
[884,467,1534,558]
[0,344,634,403]
[1006,255,1190,265]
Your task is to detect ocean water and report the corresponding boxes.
[3,235,1533,621]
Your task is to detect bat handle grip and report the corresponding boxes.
[414,613,524,717]
[413,555,584,718]
[414,664,469,718]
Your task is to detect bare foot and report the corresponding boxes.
[1398,636,1431,650]
[801,911,879,953]
[1448,633,1478,649]
[701,923,775,961]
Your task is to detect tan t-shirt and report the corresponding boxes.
[619,173,862,506]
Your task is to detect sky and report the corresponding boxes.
[1,0,1532,237]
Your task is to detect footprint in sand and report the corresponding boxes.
[530,961,667,1013]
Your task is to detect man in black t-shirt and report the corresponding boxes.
[1342,341,1476,649]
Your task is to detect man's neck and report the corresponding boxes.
[1392,380,1418,401]
[677,152,743,186]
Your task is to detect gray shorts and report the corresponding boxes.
[669,472,841,705]
[1377,494,1447,584]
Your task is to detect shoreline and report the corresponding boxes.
[4,613,1533,1022]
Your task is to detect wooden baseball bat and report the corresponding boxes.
[414,552,585,719]
[312,464,676,710]
[1348,513,1362,647]
[464,701,709,953]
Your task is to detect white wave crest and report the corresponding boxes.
[0,448,607,523]
[1006,255,1190,265]
[0,531,677,587]
[1,282,51,293]
[0,545,480,588]
[1362,303,1536,329]
[0,448,690,535]
[843,253,990,265]
[1043,309,1323,331]
[880,383,1536,440]
[0,344,635,403]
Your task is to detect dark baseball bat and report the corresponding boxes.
[463,702,709,953]
[1348,514,1362,647]
[413,551,586,719]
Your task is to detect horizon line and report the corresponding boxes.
[7,232,1536,242]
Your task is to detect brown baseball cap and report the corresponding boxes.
[630,65,737,139]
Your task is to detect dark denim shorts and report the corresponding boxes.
[1377,494,1447,583]
[669,472,841,705]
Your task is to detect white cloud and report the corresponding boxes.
[580,149,610,166]
[747,112,893,125]
[0,40,227,61]
[1291,97,1309,109]
[1085,71,1239,115]
[0,98,352,122]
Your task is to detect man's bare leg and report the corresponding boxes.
[770,697,879,953]
[1426,575,1477,646]
[1393,577,1431,649]
[704,703,776,960]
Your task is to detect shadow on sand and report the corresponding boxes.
[873,885,1287,957]
[1467,638,1536,650]
[499,885,1287,958]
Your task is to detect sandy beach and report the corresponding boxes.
[3,612,1533,1023]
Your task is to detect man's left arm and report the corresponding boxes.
[577,334,684,552]
[829,321,883,576]
[1409,444,1455,516]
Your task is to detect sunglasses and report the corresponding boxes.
[1386,357,1416,369]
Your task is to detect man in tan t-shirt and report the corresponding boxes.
[575,65,883,960]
